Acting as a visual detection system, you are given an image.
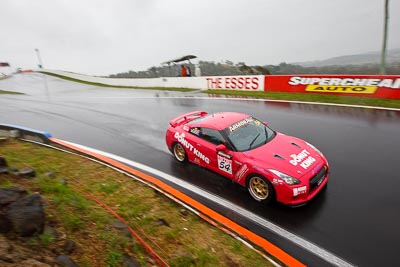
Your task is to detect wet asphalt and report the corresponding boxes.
[1,73,399,266]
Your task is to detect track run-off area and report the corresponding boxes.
[1,72,400,266]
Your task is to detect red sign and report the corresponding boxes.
[264,75,400,99]
[206,76,262,91]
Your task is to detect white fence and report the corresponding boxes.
[39,69,265,91]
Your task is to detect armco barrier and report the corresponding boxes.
[264,75,400,99]
[0,124,52,144]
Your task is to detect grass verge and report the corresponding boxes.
[0,89,23,95]
[0,139,277,267]
[205,90,400,109]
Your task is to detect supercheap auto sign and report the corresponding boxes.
[264,75,400,99]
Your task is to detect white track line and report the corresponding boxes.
[50,95,400,111]
[62,140,355,267]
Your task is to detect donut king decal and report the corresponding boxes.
[174,132,210,164]
[229,117,254,133]
[289,76,400,94]
[289,149,316,170]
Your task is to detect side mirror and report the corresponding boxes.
[216,144,227,151]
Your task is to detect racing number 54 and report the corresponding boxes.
[218,156,232,174]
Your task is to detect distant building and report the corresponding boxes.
[195,65,201,77]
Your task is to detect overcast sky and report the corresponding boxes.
[1,0,399,76]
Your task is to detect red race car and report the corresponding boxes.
[165,111,329,206]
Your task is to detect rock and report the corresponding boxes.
[0,186,28,205]
[0,167,7,174]
[121,227,132,238]
[0,212,11,233]
[154,218,170,227]
[59,179,68,185]
[43,225,59,239]
[7,194,45,236]
[0,156,7,167]
[55,255,79,267]
[8,166,18,173]
[111,221,128,229]
[43,172,56,178]
[62,240,76,255]
[0,219,56,267]
[180,209,189,216]
[224,254,240,267]
[0,186,28,234]
[17,167,36,178]
[123,253,141,267]
[112,221,133,237]
[0,156,8,174]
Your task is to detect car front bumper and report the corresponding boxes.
[276,167,329,206]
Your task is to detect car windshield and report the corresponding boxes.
[226,117,275,152]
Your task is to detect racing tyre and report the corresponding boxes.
[173,143,187,163]
[247,175,274,204]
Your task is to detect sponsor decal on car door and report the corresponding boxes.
[174,132,210,164]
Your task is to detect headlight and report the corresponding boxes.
[306,142,322,155]
[269,169,300,185]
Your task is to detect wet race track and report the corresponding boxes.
[1,73,400,266]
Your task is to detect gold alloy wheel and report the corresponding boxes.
[249,176,269,200]
[174,143,186,162]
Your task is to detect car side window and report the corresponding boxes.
[190,127,225,145]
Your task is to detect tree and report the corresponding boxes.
[253,66,271,75]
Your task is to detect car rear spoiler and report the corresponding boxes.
[169,110,208,127]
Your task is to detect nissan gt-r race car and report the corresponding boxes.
[165,111,329,206]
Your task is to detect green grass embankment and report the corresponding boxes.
[0,90,23,95]
[0,139,276,267]
[205,90,400,109]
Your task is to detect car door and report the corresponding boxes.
[191,127,242,179]
[187,127,224,173]
[214,143,247,182]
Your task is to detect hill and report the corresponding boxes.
[293,49,400,67]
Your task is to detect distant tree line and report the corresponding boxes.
[108,60,400,78]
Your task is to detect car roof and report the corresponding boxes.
[187,112,250,131]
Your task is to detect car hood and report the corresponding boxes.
[243,133,325,178]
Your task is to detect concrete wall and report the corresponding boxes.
[39,69,265,91]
